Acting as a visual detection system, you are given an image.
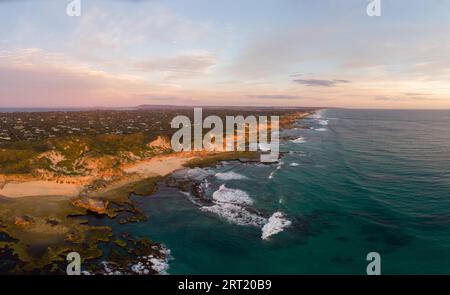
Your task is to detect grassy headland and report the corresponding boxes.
[0,108,314,273]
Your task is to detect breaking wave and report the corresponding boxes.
[314,128,327,132]
[201,185,266,226]
[212,184,253,205]
[318,119,329,126]
[215,171,248,181]
[201,203,266,227]
[290,136,306,144]
[310,109,324,119]
[261,212,292,240]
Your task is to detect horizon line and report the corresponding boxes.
[2,105,450,111]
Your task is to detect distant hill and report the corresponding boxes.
[135,104,320,111]
[135,105,192,110]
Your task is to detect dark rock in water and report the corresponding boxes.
[45,218,60,226]
[83,237,171,275]
[0,231,16,242]
[114,239,127,248]
[165,174,213,206]
[121,232,132,240]
[64,232,82,243]
[112,201,148,225]
[0,247,22,273]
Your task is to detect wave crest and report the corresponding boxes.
[314,128,327,132]
[291,136,306,144]
[215,171,248,181]
[201,203,266,226]
[212,184,253,205]
[261,212,292,240]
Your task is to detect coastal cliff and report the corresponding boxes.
[0,109,313,274]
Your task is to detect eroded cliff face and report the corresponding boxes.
[147,135,172,152]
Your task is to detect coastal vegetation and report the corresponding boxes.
[0,108,313,273]
[0,132,159,175]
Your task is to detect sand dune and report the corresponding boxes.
[0,154,191,199]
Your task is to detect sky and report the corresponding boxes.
[1,0,450,109]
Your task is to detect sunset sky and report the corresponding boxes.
[1,0,450,108]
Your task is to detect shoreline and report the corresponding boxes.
[0,152,194,199]
[0,110,313,200]
[0,151,256,199]
[0,110,313,273]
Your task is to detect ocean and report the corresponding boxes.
[101,109,450,274]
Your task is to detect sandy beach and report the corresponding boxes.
[0,181,83,199]
[123,154,192,177]
[0,153,192,199]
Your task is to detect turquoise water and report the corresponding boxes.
[108,109,450,274]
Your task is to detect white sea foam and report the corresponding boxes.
[173,167,213,181]
[289,163,300,167]
[149,256,170,275]
[290,136,306,144]
[269,164,283,179]
[318,119,329,126]
[186,167,214,180]
[129,255,170,275]
[215,171,248,181]
[200,184,268,226]
[261,212,292,240]
[131,261,150,275]
[276,161,284,171]
[314,128,327,132]
[102,246,172,275]
[140,246,171,275]
[201,203,266,226]
[212,184,253,205]
[310,110,323,119]
[101,262,122,275]
[199,186,292,239]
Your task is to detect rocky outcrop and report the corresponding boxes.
[71,197,109,215]
[14,216,35,228]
